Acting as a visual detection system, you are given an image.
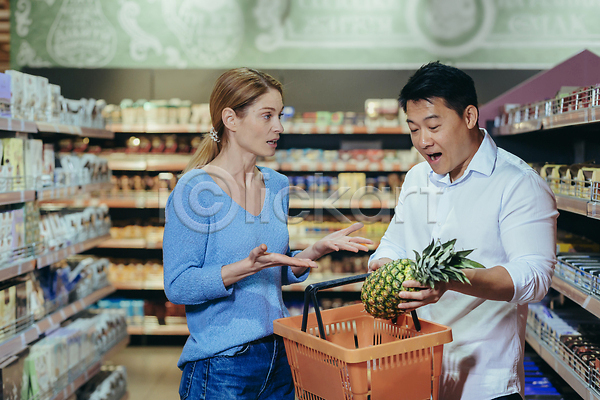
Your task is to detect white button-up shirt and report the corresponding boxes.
[370,130,558,400]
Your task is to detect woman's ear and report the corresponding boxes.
[464,105,479,129]
[222,108,236,132]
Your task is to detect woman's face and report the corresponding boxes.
[232,88,284,157]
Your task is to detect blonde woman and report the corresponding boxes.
[163,68,372,400]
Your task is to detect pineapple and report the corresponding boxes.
[361,239,485,320]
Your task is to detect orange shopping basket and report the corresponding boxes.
[274,274,453,400]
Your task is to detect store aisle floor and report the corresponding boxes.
[107,345,183,400]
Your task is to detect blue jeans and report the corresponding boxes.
[178,335,295,400]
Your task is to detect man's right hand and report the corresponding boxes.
[368,257,393,272]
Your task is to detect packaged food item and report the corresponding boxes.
[25,139,44,189]
[0,72,11,118]
[5,70,23,120]
[2,138,25,191]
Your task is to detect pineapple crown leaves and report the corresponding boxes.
[412,239,485,288]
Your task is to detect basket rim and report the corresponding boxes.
[274,303,452,363]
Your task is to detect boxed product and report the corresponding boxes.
[0,348,29,400]
[2,138,25,191]
[42,143,55,188]
[34,76,49,122]
[21,73,37,122]
[0,72,11,118]
[22,342,54,399]
[47,84,61,124]
[0,283,16,340]
[4,70,23,120]
[24,139,43,189]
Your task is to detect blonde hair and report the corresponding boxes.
[182,68,283,174]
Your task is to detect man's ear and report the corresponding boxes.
[464,105,479,129]
[222,108,236,132]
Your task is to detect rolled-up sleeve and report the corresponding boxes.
[499,171,558,304]
[162,175,233,305]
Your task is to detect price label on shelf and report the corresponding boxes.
[329,126,340,134]
[343,125,354,134]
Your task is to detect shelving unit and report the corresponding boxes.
[525,329,600,400]
[36,234,111,268]
[0,116,119,398]
[0,285,116,360]
[483,51,600,400]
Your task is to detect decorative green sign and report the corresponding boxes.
[10,0,600,69]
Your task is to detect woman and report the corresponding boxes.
[163,67,372,400]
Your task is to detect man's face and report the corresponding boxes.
[406,97,480,182]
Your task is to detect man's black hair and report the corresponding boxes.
[399,61,478,118]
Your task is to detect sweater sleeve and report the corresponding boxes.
[269,170,310,285]
[162,171,233,305]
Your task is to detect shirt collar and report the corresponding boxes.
[428,128,497,187]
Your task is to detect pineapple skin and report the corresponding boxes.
[360,258,417,320]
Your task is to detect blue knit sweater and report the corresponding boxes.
[162,167,309,368]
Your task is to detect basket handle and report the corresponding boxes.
[300,273,421,340]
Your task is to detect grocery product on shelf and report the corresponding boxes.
[76,365,127,400]
[4,70,107,128]
[39,206,111,252]
[19,309,127,400]
[495,83,600,135]
[528,302,600,392]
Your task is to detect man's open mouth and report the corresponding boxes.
[428,152,442,162]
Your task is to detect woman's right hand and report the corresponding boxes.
[248,244,318,272]
[221,244,318,288]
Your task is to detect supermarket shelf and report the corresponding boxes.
[550,275,600,320]
[127,324,189,336]
[0,116,38,133]
[283,124,408,135]
[106,153,191,172]
[107,123,408,135]
[555,194,588,217]
[97,238,162,249]
[553,194,600,221]
[279,161,413,172]
[105,152,414,173]
[36,122,114,139]
[36,181,112,201]
[289,197,395,209]
[51,334,128,400]
[495,108,600,136]
[107,123,210,133]
[525,329,600,400]
[0,258,36,281]
[0,285,116,360]
[113,280,164,290]
[284,273,365,292]
[51,361,102,400]
[0,190,35,206]
[37,234,111,268]
[40,194,169,209]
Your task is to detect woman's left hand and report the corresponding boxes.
[311,222,373,258]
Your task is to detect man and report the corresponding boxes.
[369,62,558,400]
